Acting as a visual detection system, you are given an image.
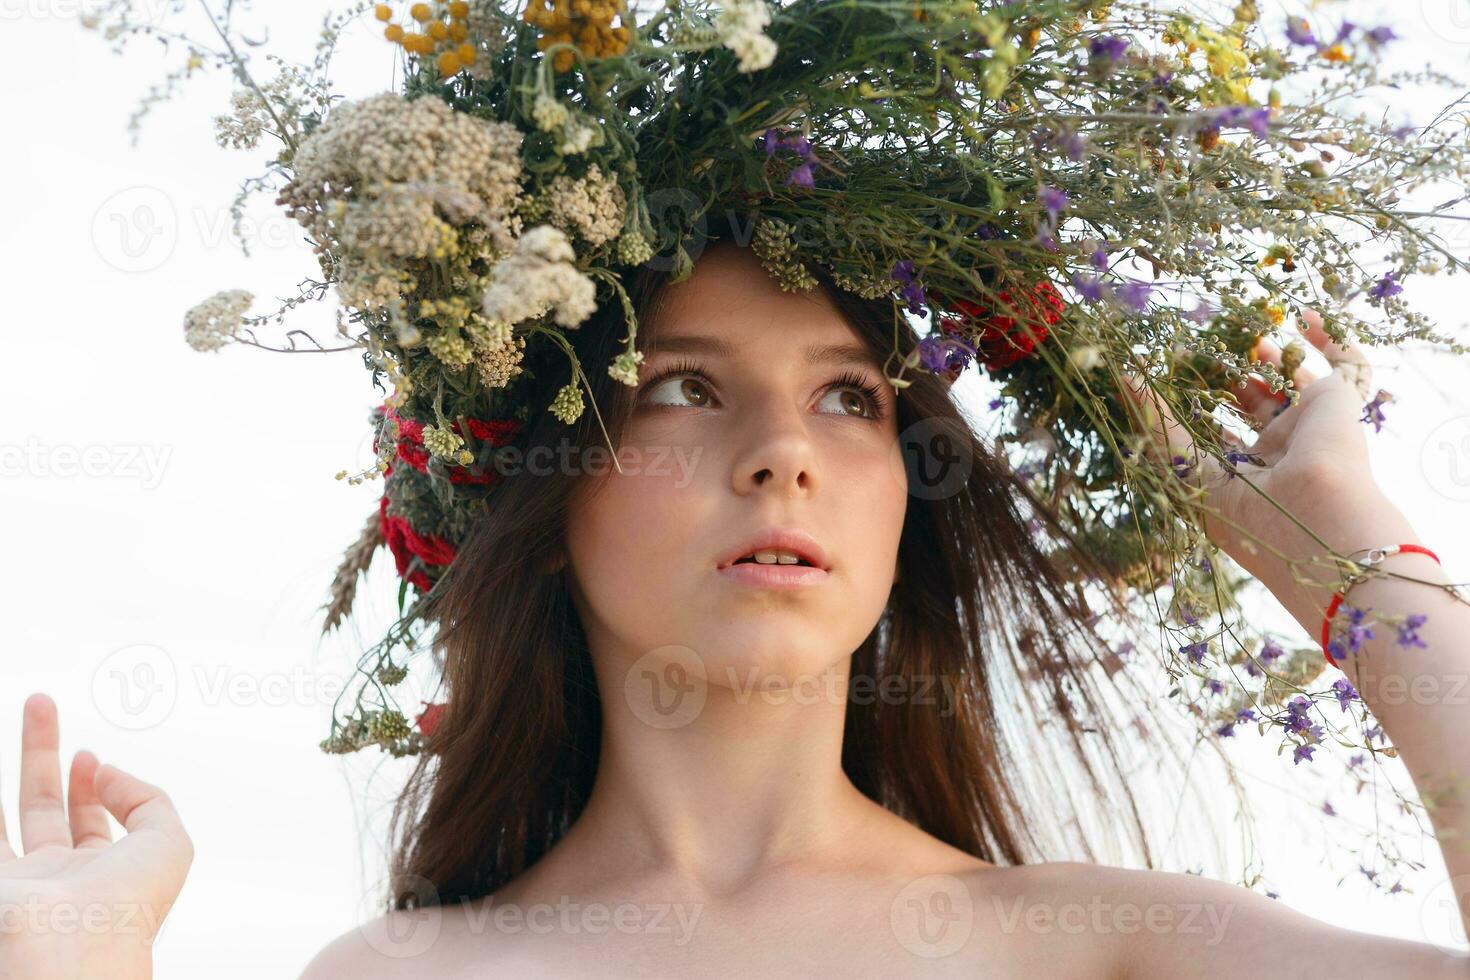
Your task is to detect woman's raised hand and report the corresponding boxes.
[0,693,193,979]
[1118,309,1407,610]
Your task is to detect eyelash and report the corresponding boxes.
[640,358,888,421]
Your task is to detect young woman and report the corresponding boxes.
[4,236,1467,977]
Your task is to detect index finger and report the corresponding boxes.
[19,693,73,853]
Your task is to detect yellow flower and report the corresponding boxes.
[410,3,432,22]
[385,23,405,42]
[449,0,470,17]
[375,4,393,21]
[428,20,449,40]
[1320,44,1348,64]
[437,50,462,74]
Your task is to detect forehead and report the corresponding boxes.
[641,243,879,367]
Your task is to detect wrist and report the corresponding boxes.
[1259,488,1421,626]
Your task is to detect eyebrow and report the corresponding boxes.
[647,333,881,369]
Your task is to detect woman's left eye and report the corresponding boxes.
[816,385,879,419]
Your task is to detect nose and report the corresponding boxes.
[730,401,820,498]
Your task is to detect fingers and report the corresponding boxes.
[1118,371,1190,460]
[1299,308,1373,398]
[68,750,114,850]
[19,693,72,853]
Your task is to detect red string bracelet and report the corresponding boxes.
[1321,544,1440,669]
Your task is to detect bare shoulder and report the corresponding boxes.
[966,860,1469,979]
[297,902,510,979]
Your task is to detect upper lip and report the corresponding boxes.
[717,527,830,572]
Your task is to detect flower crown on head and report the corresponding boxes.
[88,0,1468,863]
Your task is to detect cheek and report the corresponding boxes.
[563,458,713,636]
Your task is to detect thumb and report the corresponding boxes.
[91,762,194,893]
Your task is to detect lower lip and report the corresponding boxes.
[716,562,830,588]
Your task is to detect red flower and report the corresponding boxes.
[939,281,1064,371]
[415,701,447,738]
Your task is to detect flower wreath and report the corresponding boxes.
[88,0,1469,886]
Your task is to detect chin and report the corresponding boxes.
[696,625,852,694]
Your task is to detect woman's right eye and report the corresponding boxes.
[642,374,713,409]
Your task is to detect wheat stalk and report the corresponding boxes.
[320,510,384,635]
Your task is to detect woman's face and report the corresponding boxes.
[564,243,909,694]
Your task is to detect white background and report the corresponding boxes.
[1,0,1468,974]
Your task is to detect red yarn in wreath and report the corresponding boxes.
[377,405,522,486]
[378,493,456,592]
[938,280,1064,371]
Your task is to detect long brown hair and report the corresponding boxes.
[384,217,1215,909]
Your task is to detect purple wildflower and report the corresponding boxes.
[762,128,781,157]
[1206,678,1225,696]
[1366,724,1384,743]
[1087,34,1128,62]
[1323,801,1337,816]
[1186,301,1216,325]
[1070,274,1107,303]
[1211,105,1273,139]
[1395,613,1428,649]
[1369,270,1403,300]
[890,260,929,318]
[1115,280,1152,313]
[1216,721,1237,737]
[917,333,976,375]
[785,161,815,188]
[1365,26,1398,46]
[1180,639,1209,664]
[1346,602,1375,655]
[1286,18,1318,48]
[1089,242,1110,270]
[1349,753,1365,767]
[1237,708,1260,724]
[988,396,1005,411]
[1331,676,1358,711]
[1293,743,1316,765]
[1039,185,1069,220]
[1361,391,1388,433]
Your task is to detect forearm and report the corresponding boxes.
[1259,492,1470,927]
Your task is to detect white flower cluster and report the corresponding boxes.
[183,289,253,352]
[542,164,627,247]
[532,93,570,133]
[212,69,311,151]
[481,225,598,329]
[716,0,777,73]
[278,93,525,310]
[558,118,603,156]
[607,350,645,386]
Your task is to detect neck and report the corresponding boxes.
[561,651,875,896]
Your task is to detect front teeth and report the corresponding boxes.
[752,549,802,565]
